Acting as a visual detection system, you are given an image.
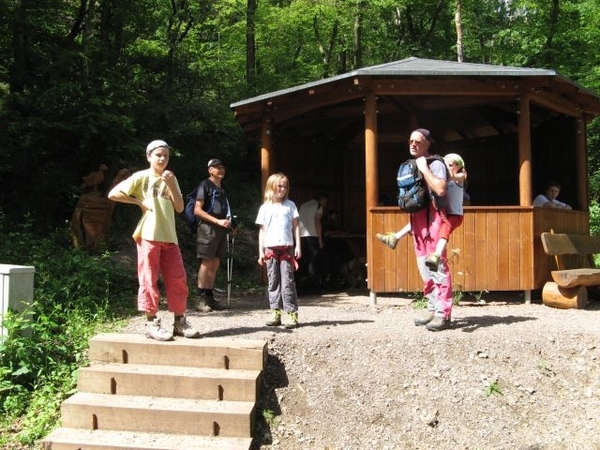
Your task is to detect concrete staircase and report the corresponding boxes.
[41,333,268,450]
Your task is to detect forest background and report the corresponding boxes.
[2,0,600,447]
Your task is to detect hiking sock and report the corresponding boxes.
[196,287,205,296]
[204,289,214,299]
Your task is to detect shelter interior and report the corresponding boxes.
[277,95,580,233]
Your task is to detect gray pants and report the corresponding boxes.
[266,256,298,312]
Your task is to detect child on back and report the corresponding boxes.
[423,153,466,271]
[255,173,302,329]
[108,139,200,341]
[375,153,467,271]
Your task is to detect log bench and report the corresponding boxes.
[540,232,600,309]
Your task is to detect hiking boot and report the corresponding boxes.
[376,233,398,250]
[425,254,440,272]
[414,311,435,326]
[284,311,299,329]
[173,315,201,338]
[195,295,213,313]
[145,318,174,341]
[205,296,226,311]
[425,316,451,331]
[266,309,282,326]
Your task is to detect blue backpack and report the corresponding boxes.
[183,187,200,232]
[397,155,446,213]
[183,185,219,233]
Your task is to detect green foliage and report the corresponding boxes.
[453,290,464,306]
[262,408,281,427]
[590,200,600,237]
[2,0,600,230]
[411,293,428,309]
[0,219,137,446]
[484,380,503,397]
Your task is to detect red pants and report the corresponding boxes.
[411,205,453,319]
[439,214,464,241]
[136,239,188,315]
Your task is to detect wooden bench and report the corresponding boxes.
[540,232,600,309]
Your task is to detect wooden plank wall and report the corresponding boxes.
[368,207,589,294]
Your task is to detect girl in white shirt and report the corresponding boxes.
[256,173,302,329]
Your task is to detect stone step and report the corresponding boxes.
[77,363,261,401]
[60,392,255,437]
[41,427,252,450]
[88,333,267,371]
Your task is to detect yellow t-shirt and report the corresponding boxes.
[117,169,181,245]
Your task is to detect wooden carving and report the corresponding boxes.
[71,166,131,252]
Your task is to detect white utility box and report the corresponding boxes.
[0,264,35,337]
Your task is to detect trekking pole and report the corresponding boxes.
[226,231,235,309]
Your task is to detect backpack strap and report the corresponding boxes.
[426,154,450,211]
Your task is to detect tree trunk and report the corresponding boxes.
[455,0,464,63]
[246,0,257,92]
[353,0,366,69]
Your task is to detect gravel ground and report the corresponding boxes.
[121,288,600,450]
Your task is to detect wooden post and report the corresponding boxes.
[518,95,532,206]
[364,92,378,300]
[259,118,273,285]
[260,117,272,192]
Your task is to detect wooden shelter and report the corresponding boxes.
[230,57,600,302]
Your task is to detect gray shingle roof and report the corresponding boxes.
[231,57,569,108]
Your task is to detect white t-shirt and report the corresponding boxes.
[298,199,323,238]
[255,199,299,247]
[533,194,569,209]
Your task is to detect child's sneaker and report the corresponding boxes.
[284,311,299,329]
[425,254,440,271]
[145,318,174,341]
[173,315,201,338]
[266,309,282,326]
[375,233,398,250]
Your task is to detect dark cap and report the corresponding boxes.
[207,158,224,168]
[414,128,434,143]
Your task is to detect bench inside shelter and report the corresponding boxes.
[540,232,600,309]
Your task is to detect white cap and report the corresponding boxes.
[146,139,170,155]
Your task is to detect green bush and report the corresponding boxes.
[590,200,600,237]
[0,216,137,446]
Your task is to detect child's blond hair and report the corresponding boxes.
[444,153,465,170]
[263,172,290,203]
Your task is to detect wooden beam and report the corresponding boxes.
[518,95,532,206]
[368,77,541,96]
[529,90,582,117]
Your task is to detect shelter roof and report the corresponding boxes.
[231,57,600,142]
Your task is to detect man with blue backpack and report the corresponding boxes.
[190,158,234,312]
[377,129,453,331]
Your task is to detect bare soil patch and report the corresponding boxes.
[122,289,600,450]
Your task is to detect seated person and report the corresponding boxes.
[533,182,572,210]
